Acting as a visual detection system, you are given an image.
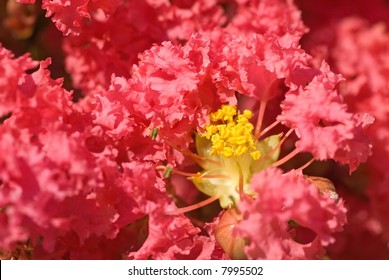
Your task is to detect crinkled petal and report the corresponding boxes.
[278,63,373,171]
[235,168,347,259]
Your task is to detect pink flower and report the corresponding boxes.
[1,0,380,260]
[127,27,366,259]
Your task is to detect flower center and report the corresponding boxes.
[159,102,318,215]
[194,105,280,208]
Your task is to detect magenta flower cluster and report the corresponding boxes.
[0,0,388,259]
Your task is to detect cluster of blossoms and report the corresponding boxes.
[0,0,387,259]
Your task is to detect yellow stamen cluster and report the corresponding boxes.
[203,105,261,160]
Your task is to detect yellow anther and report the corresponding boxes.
[250,151,261,160]
[244,123,254,131]
[236,136,249,145]
[211,136,224,153]
[243,109,253,119]
[205,125,218,138]
[222,147,234,157]
[237,115,249,125]
[210,105,236,122]
[219,125,230,138]
[235,145,248,156]
[203,105,261,159]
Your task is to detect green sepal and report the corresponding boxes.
[163,167,173,178]
[150,128,158,140]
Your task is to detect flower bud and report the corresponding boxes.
[305,176,340,202]
[215,209,247,260]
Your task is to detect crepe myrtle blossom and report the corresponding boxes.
[156,98,351,259]
[137,29,370,259]
[0,0,374,260]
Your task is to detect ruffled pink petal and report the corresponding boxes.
[0,45,38,116]
[121,163,215,260]
[210,31,311,101]
[278,62,373,172]
[230,0,308,43]
[235,168,347,259]
[130,33,219,148]
[18,0,124,36]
